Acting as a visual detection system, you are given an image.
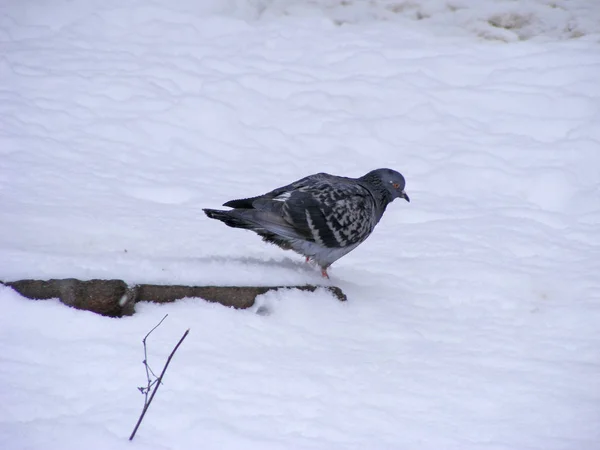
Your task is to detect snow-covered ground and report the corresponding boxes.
[1,1,600,449]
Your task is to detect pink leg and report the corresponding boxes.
[305,256,310,263]
[321,268,330,279]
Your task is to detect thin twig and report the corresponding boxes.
[141,314,169,404]
[129,318,190,441]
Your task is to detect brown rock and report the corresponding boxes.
[137,284,347,308]
[2,279,347,317]
[4,278,136,317]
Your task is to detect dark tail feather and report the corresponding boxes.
[204,208,299,251]
[203,208,255,229]
[222,196,259,209]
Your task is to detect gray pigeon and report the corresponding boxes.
[203,168,409,278]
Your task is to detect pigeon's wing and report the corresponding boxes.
[281,181,377,248]
[219,174,377,248]
[222,173,334,209]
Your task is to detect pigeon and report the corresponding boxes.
[203,168,409,278]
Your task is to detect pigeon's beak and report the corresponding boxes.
[401,190,410,202]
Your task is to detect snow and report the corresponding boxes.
[1,0,600,449]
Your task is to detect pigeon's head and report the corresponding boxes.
[362,168,410,203]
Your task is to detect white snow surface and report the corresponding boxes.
[1,1,600,449]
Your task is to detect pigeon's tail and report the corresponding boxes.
[203,208,302,245]
[203,208,256,230]
[222,197,259,209]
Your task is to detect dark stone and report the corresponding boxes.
[137,284,265,309]
[4,278,135,317]
[2,279,347,317]
[136,284,347,307]
[4,278,64,300]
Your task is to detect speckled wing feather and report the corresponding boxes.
[279,180,377,249]
[222,173,333,209]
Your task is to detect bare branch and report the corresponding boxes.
[129,316,190,441]
[144,314,169,341]
[139,314,169,404]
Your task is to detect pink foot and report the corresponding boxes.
[305,256,310,263]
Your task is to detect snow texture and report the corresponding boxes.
[1,1,600,449]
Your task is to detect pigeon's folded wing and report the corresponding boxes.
[281,181,376,248]
[223,173,332,209]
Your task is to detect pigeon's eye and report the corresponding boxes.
[392,183,400,189]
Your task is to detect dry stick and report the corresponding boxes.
[140,314,169,404]
[129,320,190,441]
